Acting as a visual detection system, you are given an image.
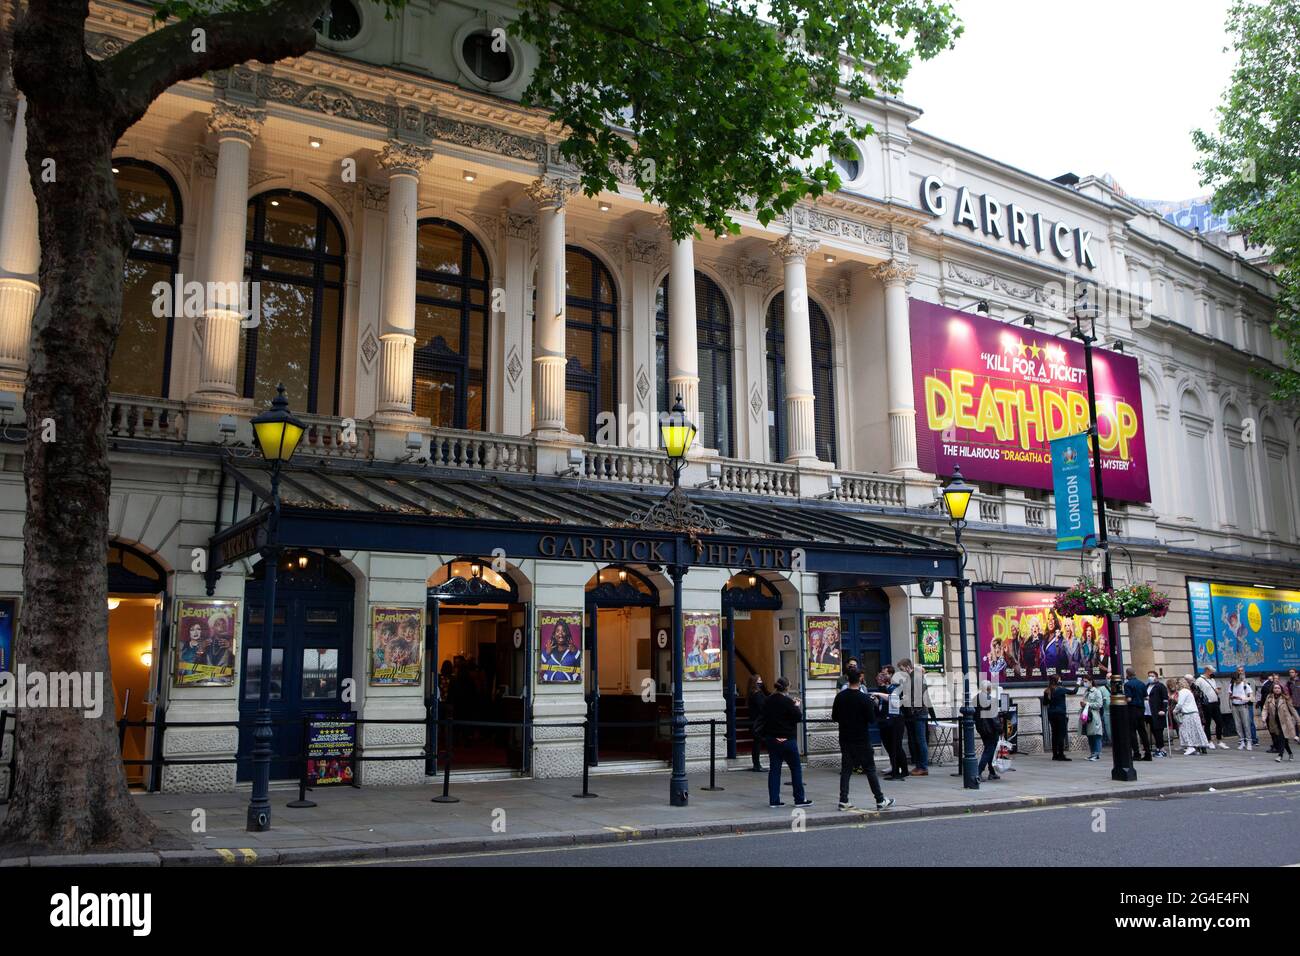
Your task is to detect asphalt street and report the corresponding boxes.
[351,782,1300,867]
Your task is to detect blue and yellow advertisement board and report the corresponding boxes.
[1187,579,1300,674]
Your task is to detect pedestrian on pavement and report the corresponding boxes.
[1081,675,1107,760]
[1123,667,1153,761]
[1175,678,1212,755]
[1262,683,1298,762]
[897,658,930,776]
[881,669,910,779]
[746,673,768,772]
[1146,670,1169,757]
[832,666,894,811]
[1043,675,1072,761]
[1228,666,1255,752]
[1287,669,1299,705]
[1195,668,1231,748]
[761,677,813,808]
[1096,665,1112,745]
[836,658,859,692]
[976,680,1002,780]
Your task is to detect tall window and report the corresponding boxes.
[655,271,734,456]
[240,191,345,414]
[766,292,837,464]
[413,219,489,429]
[112,160,180,397]
[564,247,618,440]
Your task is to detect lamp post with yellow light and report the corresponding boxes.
[660,395,695,807]
[246,383,305,831]
[939,466,980,790]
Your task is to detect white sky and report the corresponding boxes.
[900,0,1236,200]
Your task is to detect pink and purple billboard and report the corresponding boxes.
[909,301,1151,502]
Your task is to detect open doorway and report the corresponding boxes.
[429,559,528,772]
[585,566,668,765]
[107,542,166,790]
[722,572,783,759]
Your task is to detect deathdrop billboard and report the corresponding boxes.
[909,301,1151,502]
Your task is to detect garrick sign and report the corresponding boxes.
[538,534,795,571]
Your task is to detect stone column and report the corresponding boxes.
[874,259,919,473]
[526,175,577,435]
[193,103,264,399]
[667,234,700,431]
[772,235,820,464]
[373,142,433,418]
[0,97,40,386]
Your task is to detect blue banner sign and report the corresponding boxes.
[1051,432,1094,551]
[1187,579,1300,675]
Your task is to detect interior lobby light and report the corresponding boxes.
[107,597,121,611]
[140,650,153,668]
[462,170,476,183]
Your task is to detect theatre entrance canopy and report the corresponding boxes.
[207,459,961,593]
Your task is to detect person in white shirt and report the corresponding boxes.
[1228,665,1254,750]
[1175,679,1211,755]
[1195,668,1230,749]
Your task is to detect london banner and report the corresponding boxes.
[0,596,14,672]
[368,605,424,686]
[909,300,1151,502]
[537,609,583,683]
[806,614,842,678]
[1187,580,1300,674]
[173,598,239,687]
[974,587,1110,685]
[684,611,722,680]
[1051,431,1095,550]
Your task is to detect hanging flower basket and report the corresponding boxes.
[1053,578,1170,621]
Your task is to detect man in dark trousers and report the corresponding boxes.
[1123,666,1153,760]
[831,667,894,812]
[760,677,813,809]
[1146,669,1169,757]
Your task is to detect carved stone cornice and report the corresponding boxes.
[626,236,666,268]
[361,183,389,211]
[376,141,434,176]
[873,259,917,288]
[525,175,581,210]
[771,235,820,263]
[208,102,266,144]
[193,146,218,179]
[505,213,536,241]
[944,261,1059,308]
[717,257,772,289]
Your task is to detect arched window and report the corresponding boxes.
[240,191,346,414]
[564,247,618,440]
[413,219,489,429]
[656,271,734,456]
[766,292,837,464]
[112,160,181,397]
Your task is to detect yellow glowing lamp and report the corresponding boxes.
[660,394,697,461]
[251,383,306,463]
[941,466,975,524]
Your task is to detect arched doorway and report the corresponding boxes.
[107,542,167,789]
[721,572,783,759]
[428,558,529,772]
[585,566,667,765]
[239,551,355,781]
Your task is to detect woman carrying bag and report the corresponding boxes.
[1262,683,1299,762]
[1080,675,1107,760]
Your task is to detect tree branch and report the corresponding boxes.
[103,0,330,138]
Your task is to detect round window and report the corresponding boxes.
[833,147,862,184]
[462,30,515,84]
[315,0,361,42]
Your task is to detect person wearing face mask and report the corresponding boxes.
[746,673,768,772]
[1146,670,1169,757]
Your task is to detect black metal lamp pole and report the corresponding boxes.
[669,561,688,806]
[1071,294,1136,782]
[952,522,980,790]
[245,383,306,832]
[247,461,281,831]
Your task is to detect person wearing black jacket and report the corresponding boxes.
[1123,667,1153,760]
[831,667,894,811]
[975,680,1002,780]
[1042,676,1072,760]
[1146,670,1169,757]
[746,673,768,772]
[761,677,813,808]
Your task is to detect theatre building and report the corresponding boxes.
[0,0,1297,793]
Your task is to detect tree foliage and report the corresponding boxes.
[1194,0,1300,401]
[514,0,960,239]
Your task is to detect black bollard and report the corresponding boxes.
[702,719,724,791]
[431,719,460,804]
[287,714,317,808]
[573,718,598,798]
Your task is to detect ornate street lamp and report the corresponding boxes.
[1070,283,1136,783]
[661,394,695,807]
[659,394,697,481]
[940,466,980,790]
[246,383,305,831]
